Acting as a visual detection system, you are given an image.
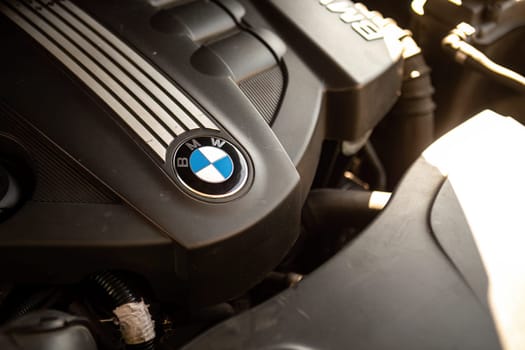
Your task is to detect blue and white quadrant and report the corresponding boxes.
[189,146,234,183]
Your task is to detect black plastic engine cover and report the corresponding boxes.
[0,0,302,306]
[0,0,402,307]
[263,0,404,142]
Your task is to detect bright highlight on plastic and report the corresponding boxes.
[411,0,428,15]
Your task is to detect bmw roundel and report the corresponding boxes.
[172,136,249,199]
[189,146,234,183]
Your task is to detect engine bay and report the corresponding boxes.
[0,0,524,349]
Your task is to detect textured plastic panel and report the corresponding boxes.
[0,310,97,350]
[238,66,284,125]
[266,0,403,141]
[0,102,118,204]
[184,157,501,350]
[0,0,301,306]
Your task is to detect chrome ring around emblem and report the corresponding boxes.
[172,135,249,199]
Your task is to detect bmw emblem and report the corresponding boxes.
[172,135,249,199]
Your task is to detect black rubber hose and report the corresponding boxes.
[91,272,154,350]
[8,289,55,321]
[376,53,435,188]
[128,340,155,350]
[303,189,384,231]
[363,142,387,191]
[91,271,139,307]
[10,296,46,320]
